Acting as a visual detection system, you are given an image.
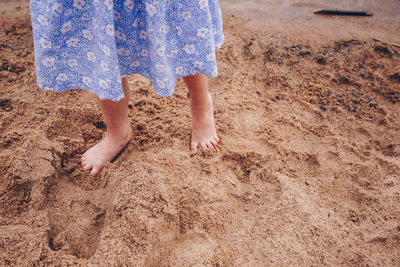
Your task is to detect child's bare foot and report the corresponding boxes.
[190,93,220,152]
[81,127,132,175]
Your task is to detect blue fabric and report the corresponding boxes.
[30,0,225,101]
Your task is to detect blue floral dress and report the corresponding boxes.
[30,0,225,101]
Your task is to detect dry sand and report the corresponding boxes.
[219,0,400,44]
[1,0,400,266]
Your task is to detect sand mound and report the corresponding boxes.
[1,1,400,266]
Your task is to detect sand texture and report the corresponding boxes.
[1,1,400,266]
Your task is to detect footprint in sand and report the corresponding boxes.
[222,151,264,183]
[233,108,265,134]
[167,233,216,266]
[47,185,108,259]
[257,168,283,205]
[222,151,283,206]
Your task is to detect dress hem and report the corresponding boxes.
[40,68,219,102]
[39,38,225,102]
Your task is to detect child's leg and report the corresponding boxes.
[183,73,220,152]
[81,77,132,175]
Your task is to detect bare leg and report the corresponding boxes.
[81,77,132,175]
[183,73,220,152]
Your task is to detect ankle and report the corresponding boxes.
[106,124,131,139]
[190,92,213,110]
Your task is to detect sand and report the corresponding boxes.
[1,0,400,266]
[219,0,400,44]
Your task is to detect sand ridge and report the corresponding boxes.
[1,1,400,266]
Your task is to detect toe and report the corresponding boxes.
[83,164,92,171]
[190,141,198,153]
[205,141,214,149]
[210,138,218,147]
[81,160,87,168]
[200,142,208,150]
[90,166,101,176]
[214,136,220,143]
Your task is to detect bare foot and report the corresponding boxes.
[190,93,220,152]
[81,127,132,175]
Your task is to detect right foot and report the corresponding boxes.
[190,93,220,153]
[80,127,132,175]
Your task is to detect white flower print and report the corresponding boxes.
[197,28,208,38]
[141,49,148,57]
[87,51,96,62]
[102,45,110,56]
[183,44,195,54]
[68,58,78,67]
[105,24,114,36]
[115,30,126,40]
[30,0,225,101]
[60,21,72,33]
[156,64,166,72]
[182,11,191,20]
[160,25,169,34]
[42,57,55,67]
[169,49,178,58]
[104,0,113,10]
[194,61,204,68]
[66,37,79,47]
[130,61,140,67]
[198,0,208,9]
[56,73,67,82]
[124,0,134,10]
[100,61,109,71]
[156,46,165,57]
[156,79,166,88]
[175,66,184,75]
[73,0,85,10]
[82,29,93,40]
[44,86,54,91]
[82,76,91,85]
[39,38,52,48]
[145,3,157,17]
[52,3,62,13]
[176,26,182,35]
[37,15,48,26]
[99,79,109,89]
[117,48,130,56]
[211,68,218,76]
[206,53,215,61]
[139,30,148,39]
[114,11,121,20]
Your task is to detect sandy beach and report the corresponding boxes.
[1,0,400,265]
[220,0,400,43]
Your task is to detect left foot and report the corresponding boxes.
[190,93,220,152]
